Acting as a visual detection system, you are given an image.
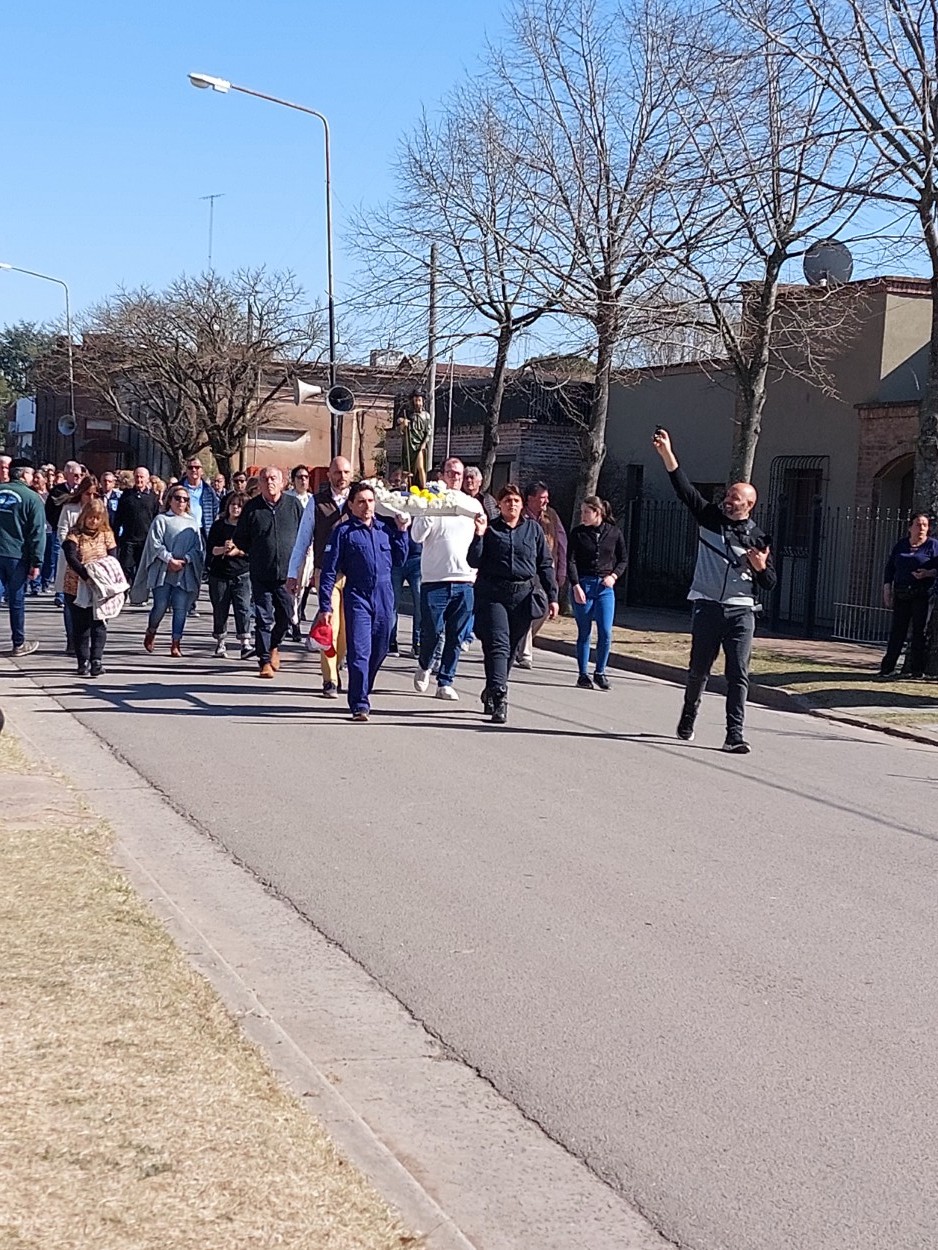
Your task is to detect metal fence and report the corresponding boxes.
[624,497,910,642]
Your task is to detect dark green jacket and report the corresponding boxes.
[0,481,47,567]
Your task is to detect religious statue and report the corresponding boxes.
[398,389,432,489]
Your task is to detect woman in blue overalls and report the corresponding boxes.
[317,481,411,721]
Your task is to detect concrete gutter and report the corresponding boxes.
[536,637,938,750]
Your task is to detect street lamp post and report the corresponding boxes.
[188,72,339,458]
[0,263,77,448]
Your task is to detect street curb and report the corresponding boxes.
[536,637,938,750]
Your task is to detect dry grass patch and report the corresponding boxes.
[0,734,417,1250]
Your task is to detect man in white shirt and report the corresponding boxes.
[411,457,483,701]
[286,465,313,638]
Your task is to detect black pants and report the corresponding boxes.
[682,601,755,735]
[475,582,534,694]
[251,578,293,665]
[118,540,145,585]
[65,594,106,669]
[209,573,252,640]
[881,592,930,675]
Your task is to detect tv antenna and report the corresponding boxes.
[200,193,225,268]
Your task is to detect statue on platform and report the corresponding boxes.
[398,389,432,489]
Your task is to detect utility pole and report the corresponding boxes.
[200,193,224,269]
[426,243,438,471]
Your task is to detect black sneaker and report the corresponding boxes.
[90,663,105,677]
[576,673,594,689]
[322,681,338,699]
[481,687,494,715]
[722,734,751,754]
[291,623,302,643]
[593,672,610,691]
[676,711,696,741]
[77,663,91,677]
[387,642,400,656]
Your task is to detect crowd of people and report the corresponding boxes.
[27,432,938,750]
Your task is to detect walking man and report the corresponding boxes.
[235,467,304,678]
[287,456,352,697]
[114,467,159,584]
[411,457,483,701]
[0,459,46,656]
[653,427,776,754]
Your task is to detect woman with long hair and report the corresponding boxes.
[567,495,627,690]
[130,485,204,656]
[468,484,559,724]
[54,474,99,654]
[205,491,253,659]
[62,498,117,677]
[879,512,938,679]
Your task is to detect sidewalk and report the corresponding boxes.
[537,606,938,747]
[0,728,417,1250]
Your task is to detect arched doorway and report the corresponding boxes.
[874,453,914,516]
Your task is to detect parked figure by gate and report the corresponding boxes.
[879,513,938,680]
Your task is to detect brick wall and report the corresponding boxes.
[855,402,919,508]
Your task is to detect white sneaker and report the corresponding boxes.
[460,640,471,652]
[436,684,458,701]
[213,640,227,658]
[414,667,431,693]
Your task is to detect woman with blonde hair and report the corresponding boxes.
[130,485,204,656]
[62,498,117,677]
[55,474,99,654]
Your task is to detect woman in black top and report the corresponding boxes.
[567,496,627,690]
[467,484,559,724]
[879,512,938,678]
[205,491,253,660]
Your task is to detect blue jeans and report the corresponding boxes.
[148,582,195,640]
[390,554,422,650]
[0,555,28,648]
[41,531,56,588]
[572,576,615,674]
[418,581,474,687]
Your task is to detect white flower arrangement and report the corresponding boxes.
[363,478,482,519]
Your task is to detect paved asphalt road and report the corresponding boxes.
[7,595,938,1250]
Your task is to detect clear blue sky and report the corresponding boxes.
[1,0,509,337]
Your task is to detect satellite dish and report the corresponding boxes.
[326,385,355,415]
[57,413,77,437]
[804,239,854,287]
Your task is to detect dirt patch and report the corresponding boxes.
[0,734,417,1250]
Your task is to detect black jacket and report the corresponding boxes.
[234,493,304,583]
[114,488,160,544]
[468,516,558,601]
[45,481,71,528]
[567,522,627,585]
[206,518,249,580]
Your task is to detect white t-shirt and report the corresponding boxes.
[410,492,483,583]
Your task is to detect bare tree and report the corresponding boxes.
[353,86,565,487]
[79,270,323,474]
[660,0,870,481]
[489,0,711,504]
[735,0,938,507]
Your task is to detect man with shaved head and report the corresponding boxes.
[235,466,304,678]
[653,428,776,754]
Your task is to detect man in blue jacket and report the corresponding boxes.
[317,481,410,721]
[654,428,776,754]
[0,459,46,656]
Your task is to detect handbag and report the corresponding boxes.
[529,581,550,621]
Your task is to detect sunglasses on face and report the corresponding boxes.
[171,494,189,502]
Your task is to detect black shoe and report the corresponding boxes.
[90,663,105,677]
[322,681,338,699]
[490,692,508,724]
[676,710,696,741]
[481,687,494,715]
[77,664,91,677]
[576,673,594,689]
[593,672,610,691]
[388,642,400,656]
[722,733,751,754]
[291,623,302,643]
[410,644,420,659]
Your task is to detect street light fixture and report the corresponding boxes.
[188,71,339,457]
[0,263,77,444]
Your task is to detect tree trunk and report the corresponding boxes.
[728,268,781,483]
[480,325,514,490]
[729,383,764,484]
[575,331,614,511]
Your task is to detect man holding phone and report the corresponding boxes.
[653,427,776,754]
